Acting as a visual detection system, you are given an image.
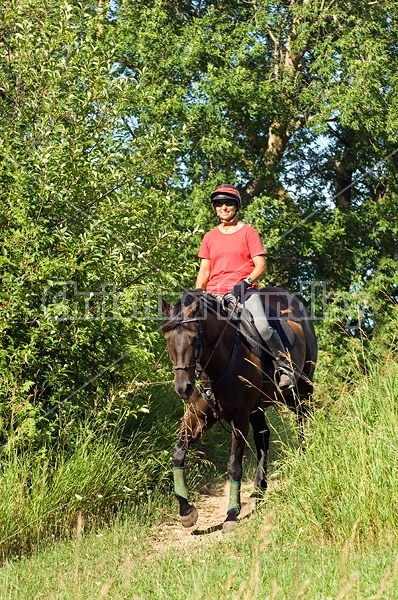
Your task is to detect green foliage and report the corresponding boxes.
[117,0,398,290]
[1,0,396,436]
[273,356,398,546]
[0,3,397,583]
[0,374,232,560]
[0,1,193,443]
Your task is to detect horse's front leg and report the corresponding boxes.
[172,396,216,528]
[173,440,198,528]
[223,416,249,533]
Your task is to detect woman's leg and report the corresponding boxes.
[243,290,273,341]
[244,290,295,390]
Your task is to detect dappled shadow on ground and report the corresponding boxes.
[191,523,223,536]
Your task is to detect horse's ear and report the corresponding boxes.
[161,296,171,316]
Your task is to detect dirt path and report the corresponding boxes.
[154,480,258,551]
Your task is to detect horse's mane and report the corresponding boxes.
[161,292,224,333]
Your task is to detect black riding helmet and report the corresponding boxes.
[210,184,242,210]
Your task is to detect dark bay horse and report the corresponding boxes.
[161,287,317,532]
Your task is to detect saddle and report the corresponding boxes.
[198,294,297,414]
[223,298,296,361]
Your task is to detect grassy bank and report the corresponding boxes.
[272,359,398,545]
[0,386,223,561]
[1,348,398,597]
[1,508,397,599]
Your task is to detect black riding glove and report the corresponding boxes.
[230,279,251,301]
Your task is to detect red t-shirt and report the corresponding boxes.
[198,224,265,294]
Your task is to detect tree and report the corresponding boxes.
[0,0,190,443]
[117,0,398,297]
[1,0,397,436]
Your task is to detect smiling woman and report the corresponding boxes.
[195,184,295,391]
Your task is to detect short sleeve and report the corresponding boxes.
[246,227,265,257]
[198,231,211,259]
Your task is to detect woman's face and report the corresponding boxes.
[213,199,237,221]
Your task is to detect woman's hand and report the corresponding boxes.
[230,279,251,301]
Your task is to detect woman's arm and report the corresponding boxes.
[247,254,266,282]
[195,258,211,290]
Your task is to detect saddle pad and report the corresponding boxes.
[264,305,296,348]
[238,306,296,360]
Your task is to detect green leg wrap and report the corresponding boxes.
[173,467,189,500]
[227,480,241,513]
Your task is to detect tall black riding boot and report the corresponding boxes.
[266,329,295,390]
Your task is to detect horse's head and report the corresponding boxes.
[161,293,203,401]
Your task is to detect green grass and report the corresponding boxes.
[1,505,397,599]
[0,386,234,562]
[271,359,398,546]
[1,325,398,598]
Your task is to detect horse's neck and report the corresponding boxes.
[201,315,236,376]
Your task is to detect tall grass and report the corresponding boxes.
[269,355,398,545]
[0,426,164,560]
[0,386,225,561]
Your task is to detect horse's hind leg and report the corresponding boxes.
[223,417,249,533]
[249,406,270,496]
[172,397,216,528]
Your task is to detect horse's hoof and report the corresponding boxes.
[180,507,198,528]
[223,519,238,533]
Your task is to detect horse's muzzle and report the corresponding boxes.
[174,381,195,400]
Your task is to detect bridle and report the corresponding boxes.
[170,296,240,376]
[168,298,241,424]
[171,318,204,372]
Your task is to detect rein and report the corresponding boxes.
[197,325,241,432]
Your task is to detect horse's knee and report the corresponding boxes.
[172,439,187,468]
[227,454,243,482]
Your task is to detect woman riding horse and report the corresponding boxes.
[162,185,317,532]
[162,289,317,532]
[195,184,294,391]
